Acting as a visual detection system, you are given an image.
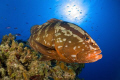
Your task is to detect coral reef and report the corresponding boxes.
[0,33,84,80]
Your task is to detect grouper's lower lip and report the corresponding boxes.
[91,49,102,60]
[94,49,102,60]
[85,49,102,62]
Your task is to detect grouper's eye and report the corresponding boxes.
[85,36,89,40]
[83,35,90,41]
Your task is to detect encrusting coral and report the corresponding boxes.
[0,33,84,80]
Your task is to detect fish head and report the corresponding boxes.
[77,33,102,63]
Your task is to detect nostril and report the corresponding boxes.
[90,42,94,45]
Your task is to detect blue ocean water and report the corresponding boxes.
[0,0,120,80]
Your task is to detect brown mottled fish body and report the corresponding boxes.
[29,19,102,63]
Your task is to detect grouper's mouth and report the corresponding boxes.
[94,49,102,59]
[85,49,102,63]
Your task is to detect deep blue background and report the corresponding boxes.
[0,0,120,80]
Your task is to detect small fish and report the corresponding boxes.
[6,4,9,6]
[26,22,29,24]
[15,34,21,36]
[85,20,88,22]
[14,7,16,10]
[14,27,18,29]
[22,13,26,14]
[80,12,82,14]
[6,26,11,29]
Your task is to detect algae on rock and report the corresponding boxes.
[0,33,84,80]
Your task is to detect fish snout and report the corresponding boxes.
[86,49,102,62]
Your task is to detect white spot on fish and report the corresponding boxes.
[88,54,91,57]
[58,46,62,48]
[89,45,94,50]
[43,36,45,38]
[82,49,84,51]
[57,40,59,43]
[47,43,50,45]
[71,55,76,57]
[46,34,48,37]
[59,40,62,42]
[52,44,55,47]
[85,45,87,47]
[94,51,96,53]
[52,39,55,41]
[78,46,80,48]
[44,40,46,44]
[65,45,68,47]
[68,41,71,43]
[56,38,63,43]
[36,37,39,40]
[62,30,72,36]
[63,38,66,41]
[83,42,85,44]
[55,33,61,36]
[73,46,76,50]
[73,59,76,61]
[78,40,83,42]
